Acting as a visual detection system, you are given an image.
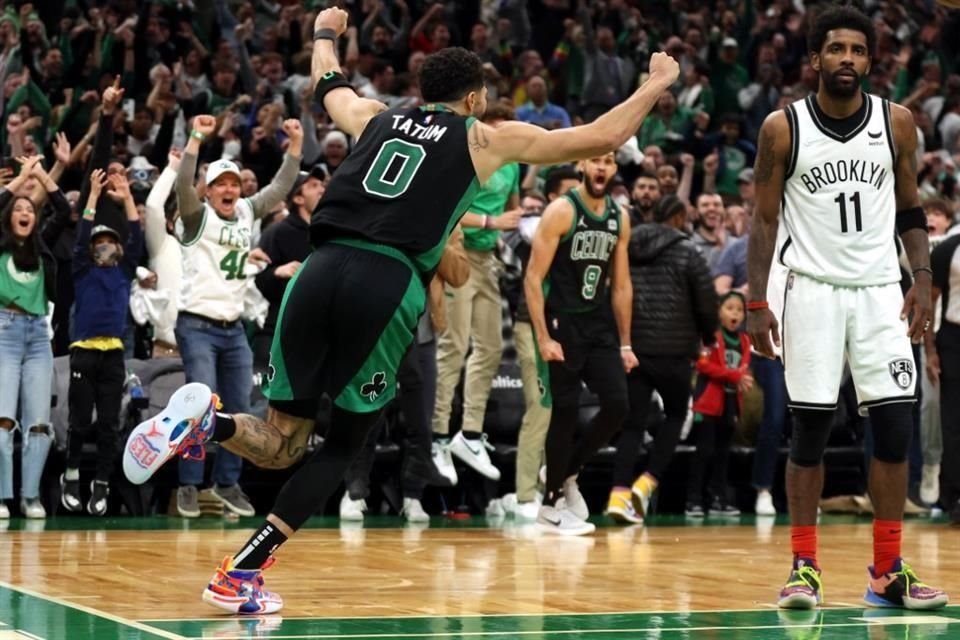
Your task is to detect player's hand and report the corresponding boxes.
[925,350,941,386]
[314,8,349,37]
[495,208,523,230]
[282,118,303,142]
[539,338,565,362]
[274,260,302,279]
[192,114,217,138]
[101,76,124,114]
[648,51,680,86]
[902,271,932,345]
[621,348,638,373]
[747,307,780,359]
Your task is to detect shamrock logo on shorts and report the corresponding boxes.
[361,372,387,401]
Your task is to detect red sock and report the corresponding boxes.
[791,525,818,567]
[873,519,902,576]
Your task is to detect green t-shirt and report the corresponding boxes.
[0,253,47,316]
[463,162,520,251]
[722,327,742,393]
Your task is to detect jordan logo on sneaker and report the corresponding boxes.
[360,372,387,401]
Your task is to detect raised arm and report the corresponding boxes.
[311,9,387,139]
[176,115,215,242]
[145,149,180,260]
[611,207,637,372]
[523,197,575,363]
[745,110,790,358]
[472,53,678,182]
[890,103,932,345]
[248,120,303,219]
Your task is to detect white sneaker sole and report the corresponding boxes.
[123,383,214,485]
[202,586,283,614]
[606,506,643,525]
[535,521,596,536]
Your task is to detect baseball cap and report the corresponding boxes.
[90,225,121,243]
[738,168,755,184]
[206,159,242,186]
[722,37,738,49]
[289,165,327,196]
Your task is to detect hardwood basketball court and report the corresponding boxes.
[0,515,956,638]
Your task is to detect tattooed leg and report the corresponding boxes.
[218,408,314,469]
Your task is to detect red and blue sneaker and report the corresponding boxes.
[203,555,283,615]
[864,559,948,610]
[777,558,823,609]
[122,383,218,485]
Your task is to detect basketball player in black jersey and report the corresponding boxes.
[123,8,678,611]
[525,151,637,535]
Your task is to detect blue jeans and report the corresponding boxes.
[751,356,788,490]
[175,314,251,487]
[0,310,54,500]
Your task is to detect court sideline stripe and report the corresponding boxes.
[142,602,937,623]
[177,618,956,639]
[0,579,188,640]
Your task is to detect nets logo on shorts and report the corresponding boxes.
[361,372,387,401]
[888,358,914,390]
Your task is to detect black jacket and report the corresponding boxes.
[255,213,312,333]
[629,223,718,358]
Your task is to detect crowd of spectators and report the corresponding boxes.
[0,0,959,522]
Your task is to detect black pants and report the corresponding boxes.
[687,394,737,507]
[544,344,629,503]
[612,356,693,486]
[345,339,437,500]
[938,323,960,509]
[66,348,125,481]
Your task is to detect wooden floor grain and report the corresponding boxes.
[0,519,954,620]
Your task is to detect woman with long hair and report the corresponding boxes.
[0,155,71,518]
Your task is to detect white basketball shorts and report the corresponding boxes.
[781,271,916,414]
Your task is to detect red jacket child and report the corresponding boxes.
[692,329,752,417]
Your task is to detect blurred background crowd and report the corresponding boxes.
[0,0,959,525]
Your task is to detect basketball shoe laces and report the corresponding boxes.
[881,561,934,594]
[210,556,276,598]
[785,565,823,598]
[175,394,221,461]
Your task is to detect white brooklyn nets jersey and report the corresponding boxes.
[780,93,900,287]
[177,198,254,322]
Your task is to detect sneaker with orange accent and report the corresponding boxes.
[122,383,219,485]
[864,559,948,610]
[202,556,283,615]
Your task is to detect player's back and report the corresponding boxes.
[780,92,900,286]
[311,104,480,274]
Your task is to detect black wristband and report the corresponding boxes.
[314,28,337,41]
[896,205,926,234]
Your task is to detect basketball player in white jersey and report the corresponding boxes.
[746,6,947,611]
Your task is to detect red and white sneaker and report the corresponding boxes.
[122,383,218,485]
[203,556,284,615]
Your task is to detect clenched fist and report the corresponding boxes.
[192,115,217,137]
[314,7,349,37]
[649,51,680,86]
[282,119,303,141]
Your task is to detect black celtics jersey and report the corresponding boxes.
[546,190,621,314]
[311,104,480,275]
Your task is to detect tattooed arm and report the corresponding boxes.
[746,110,790,358]
[891,103,932,343]
[469,53,679,184]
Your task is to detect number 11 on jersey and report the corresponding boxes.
[835,191,862,233]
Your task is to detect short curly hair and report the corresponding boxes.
[418,47,484,104]
[808,4,875,57]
